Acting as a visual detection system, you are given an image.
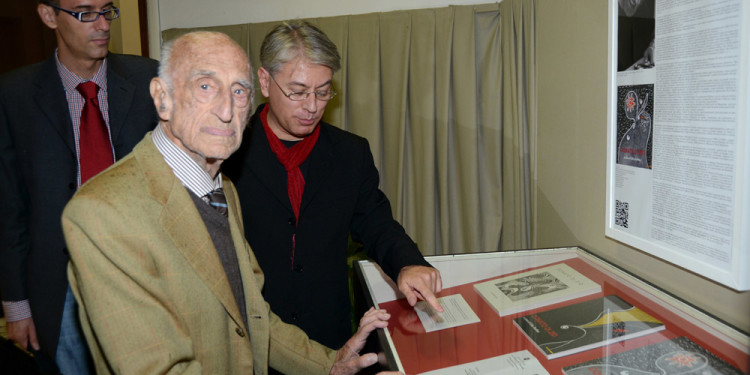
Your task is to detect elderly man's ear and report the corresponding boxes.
[150,77,173,121]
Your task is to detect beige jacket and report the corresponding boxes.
[64,134,337,374]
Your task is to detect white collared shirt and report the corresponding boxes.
[151,124,223,202]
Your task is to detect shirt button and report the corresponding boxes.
[288,217,296,225]
[294,264,303,272]
[235,327,245,337]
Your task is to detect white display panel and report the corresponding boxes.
[605,0,750,290]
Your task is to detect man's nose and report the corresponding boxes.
[213,92,233,122]
[301,93,318,112]
[94,14,111,32]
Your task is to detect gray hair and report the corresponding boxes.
[260,20,341,75]
[158,37,177,91]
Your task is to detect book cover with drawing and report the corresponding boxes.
[514,295,665,359]
[563,336,743,375]
[473,263,602,316]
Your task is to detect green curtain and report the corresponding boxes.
[162,3,507,256]
[501,0,537,251]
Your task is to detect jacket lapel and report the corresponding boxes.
[135,137,246,328]
[298,124,337,215]
[223,179,270,365]
[33,57,76,154]
[106,55,136,149]
[247,118,295,213]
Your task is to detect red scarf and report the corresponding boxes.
[260,104,320,222]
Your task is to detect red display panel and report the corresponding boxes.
[379,258,748,374]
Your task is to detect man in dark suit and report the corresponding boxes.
[222,20,443,352]
[0,0,158,373]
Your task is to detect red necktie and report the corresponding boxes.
[77,81,114,184]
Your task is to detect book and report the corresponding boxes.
[514,295,665,359]
[562,336,743,375]
[473,263,602,316]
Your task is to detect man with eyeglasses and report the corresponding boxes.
[0,0,158,373]
[223,20,443,358]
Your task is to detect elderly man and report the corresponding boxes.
[223,20,443,352]
[62,31,396,375]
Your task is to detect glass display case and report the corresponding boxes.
[353,247,749,374]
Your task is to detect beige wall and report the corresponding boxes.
[536,0,750,333]
[148,0,491,59]
[155,0,493,29]
[109,0,143,56]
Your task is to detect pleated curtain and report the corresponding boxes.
[163,1,536,255]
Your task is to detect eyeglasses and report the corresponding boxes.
[47,4,120,22]
[269,74,336,101]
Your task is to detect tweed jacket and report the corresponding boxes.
[0,53,158,358]
[63,134,337,374]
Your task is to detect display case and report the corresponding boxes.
[353,247,749,374]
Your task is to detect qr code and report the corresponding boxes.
[615,200,629,228]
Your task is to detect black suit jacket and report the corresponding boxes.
[223,104,431,348]
[0,53,158,359]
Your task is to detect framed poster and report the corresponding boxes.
[605,0,750,290]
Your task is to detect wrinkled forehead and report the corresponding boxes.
[172,37,251,81]
[174,35,241,63]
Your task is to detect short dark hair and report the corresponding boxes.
[39,1,61,8]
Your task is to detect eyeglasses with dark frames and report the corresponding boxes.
[269,74,337,101]
[46,4,120,23]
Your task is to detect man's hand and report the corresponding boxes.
[7,317,39,351]
[397,265,443,312]
[330,307,401,375]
